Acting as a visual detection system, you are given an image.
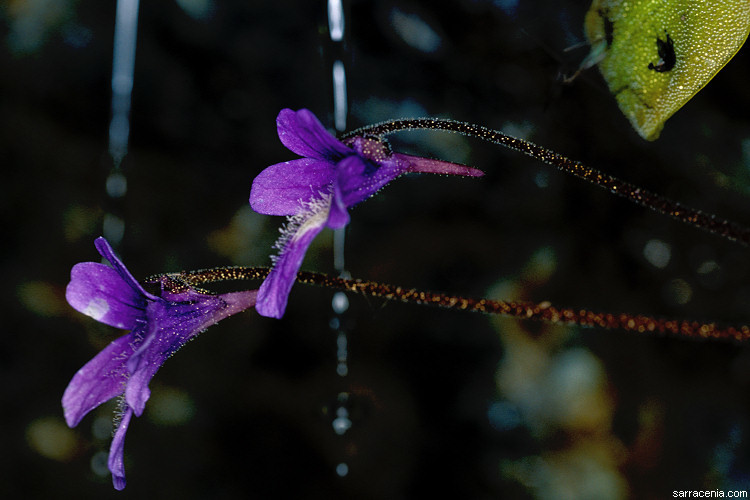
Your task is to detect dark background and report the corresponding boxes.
[4,1,750,498]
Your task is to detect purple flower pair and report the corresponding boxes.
[250,108,483,318]
[62,237,257,490]
[63,108,482,489]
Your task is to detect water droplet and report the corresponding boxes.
[390,8,442,53]
[91,450,110,477]
[643,239,671,269]
[103,214,125,246]
[106,172,128,198]
[332,60,347,131]
[332,292,349,314]
[332,413,352,435]
[336,462,349,477]
[328,0,345,42]
[534,171,549,188]
[92,416,113,440]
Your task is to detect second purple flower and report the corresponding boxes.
[250,108,484,319]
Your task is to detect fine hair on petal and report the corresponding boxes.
[270,191,333,265]
[112,394,128,437]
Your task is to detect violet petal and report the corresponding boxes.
[276,108,351,160]
[108,405,133,491]
[66,262,146,330]
[250,158,335,215]
[62,333,137,427]
[94,237,159,301]
[256,208,329,318]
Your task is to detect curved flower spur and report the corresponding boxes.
[62,237,258,490]
[249,108,484,319]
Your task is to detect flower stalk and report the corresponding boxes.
[157,266,750,343]
[343,117,750,247]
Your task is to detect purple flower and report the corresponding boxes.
[250,108,484,318]
[62,237,257,490]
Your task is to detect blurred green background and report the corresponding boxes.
[4,1,750,498]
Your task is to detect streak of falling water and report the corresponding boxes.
[104,0,140,246]
[328,0,344,42]
[328,0,351,478]
[329,0,348,376]
[332,60,348,143]
[330,0,348,270]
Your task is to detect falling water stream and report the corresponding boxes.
[327,0,352,479]
[104,0,139,246]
